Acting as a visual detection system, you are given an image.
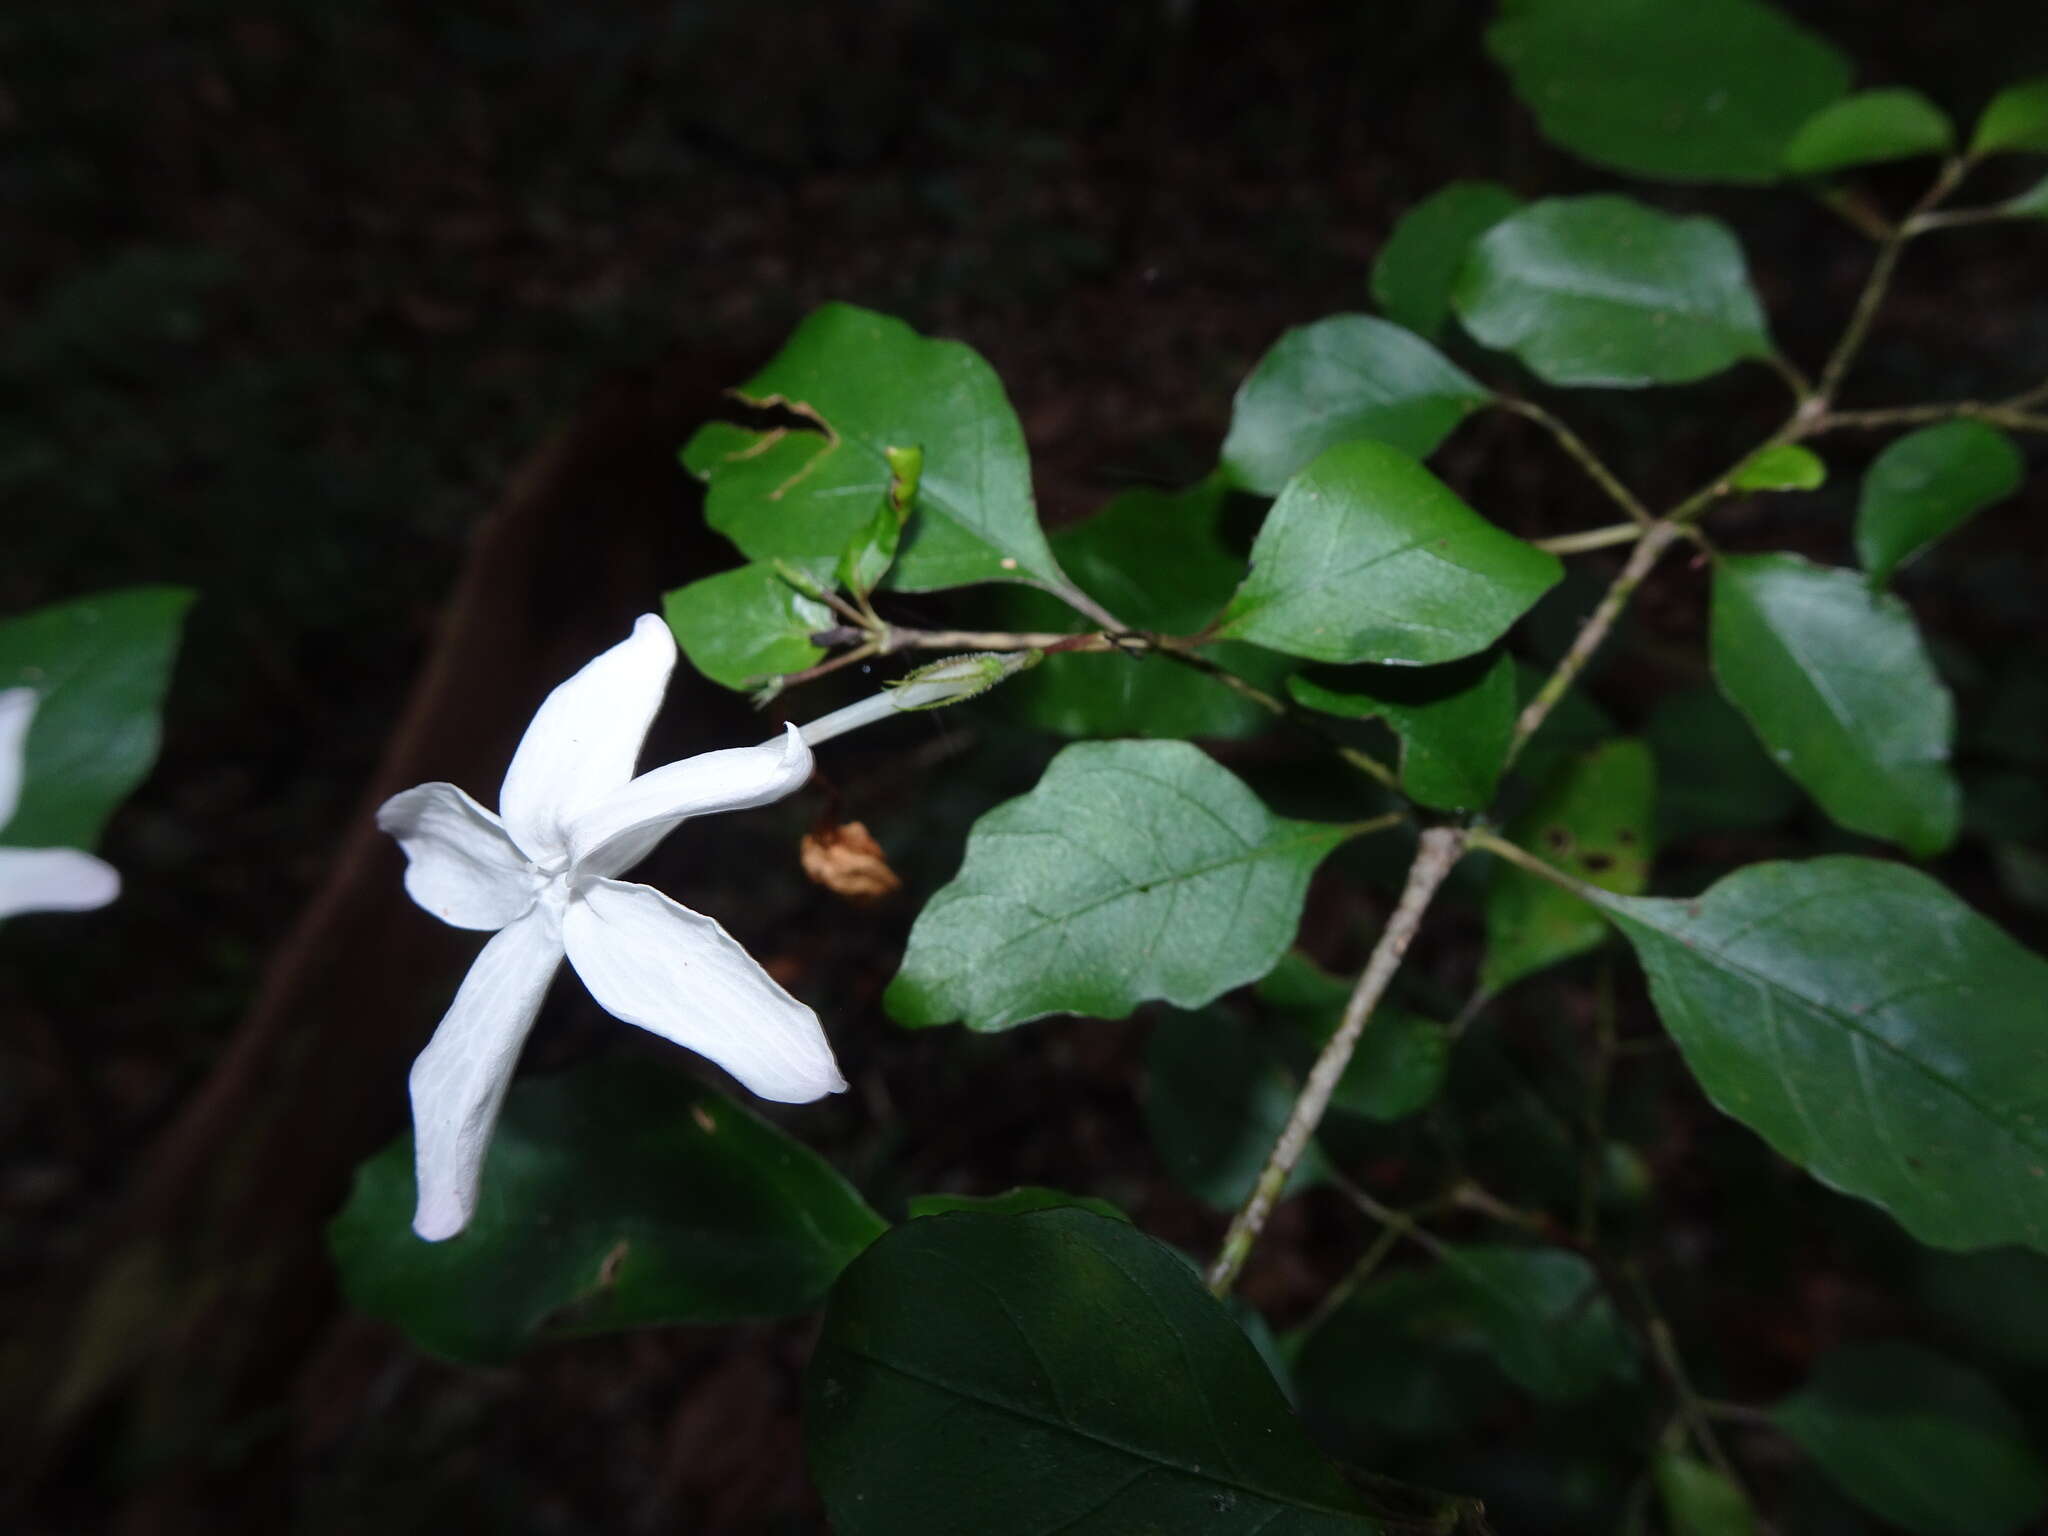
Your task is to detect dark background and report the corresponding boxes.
[4,2,2046,1531]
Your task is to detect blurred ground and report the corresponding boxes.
[3,1,2046,1530]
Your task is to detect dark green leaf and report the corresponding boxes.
[1145,1007,1325,1210]
[1372,182,1525,341]
[1595,857,2048,1251]
[1482,739,1655,994]
[680,303,1062,592]
[1783,90,1955,175]
[1218,441,1561,665]
[662,562,831,690]
[998,480,1284,739]
[807,1208,1427,1534]
[1656,1453,1758,1536]
[908,1187,1130,1224]
[1288,650,1516,812]
[1855,421,2023,587]
[328,1059,886,1365]
[887,741,1361,1032]
[1731,443,1827,492]
[1257,952,1450,1123]
[1919,1246,2048,1369]
[1710,553,1958,856]
[1486,0,1851,183]
[1647,686,1802,840]
[1772,1343,2048,1536]
[0,586,193,850]
[1299,1247,1636,1411]
[1970,77,2048,156]
[1453,196,1774,387]
[1221,315,1491,496]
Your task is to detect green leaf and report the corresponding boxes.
[1257,952,1449,1123]
[662,562,831,690]
[1299,1247,1636,1411]
[1783,90,1955,175]
[1482,739,1655,995]
[1217,441,1561,666]
[2001,174,2048,218]
[1485,0,1851,184]
[1772,1343,2048,1536]
[680,303,1062,592]
[1453,195,1775,387]
[1288,650,1516,813]
[1731,443,1827,492]
[998,480,1285,739]
[806,1208,1432,1534]
[328,1059,887,1365]
[1145,1007,1326,1210]
[838,442,921,598]
[1594,857,2048,1252]
[1855,421,2023,587]
[887,741,1361,1032]
[1646,686,1802,840]
[1372,182,1526,342]
[1220,315,1491,496]
[908,1187,1130,1224]
[0,586,193,850]
[1710,553,1958,856]
[1656,1453,1758,1536]
[1971,77,2048,156]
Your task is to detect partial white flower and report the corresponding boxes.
[379,615,843,1242]
[0,688,121,922]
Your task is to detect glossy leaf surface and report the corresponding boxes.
[329,1060,886,1364]
[1486,0,1851,183]
[1855,421,2022,587]
[1772,1343,2048,1536]
[0,585,192,849]
[1218,441,1561,666]
[681,303,1062,591]
[663,562,831,690]
[807,1209,1418,1534]
[888,742,1359,1031]
[1710,553,1958,856]
[1971,77,2048,156]
[1453,196,1774,387]
[1221,315,1490,496]
[1598,858,2048,1251]
[1372,181,1524,341]
[908,1187,1129,1224]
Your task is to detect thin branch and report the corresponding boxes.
[1151,645,1402,790]
[1632,1269,1750,1502]
[1817,157,1968,403]
[1500,397,1654,526]
[1811,184,1894,242]
[1206,827,1466,1296]
[1760,348,1817,407]
[1534,522,1647,555]
[878,625,1113,654]
[1505,521,1683,769]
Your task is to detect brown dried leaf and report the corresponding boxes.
[799,820,901,904]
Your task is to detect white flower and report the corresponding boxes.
[0,688,121,922]
[379,614,844,1241]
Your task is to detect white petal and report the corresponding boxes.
[0,846,120,920]
[408,905,565,1241]
[377,782,538,931]
[562,877,846,1103]
[0,687,37,831]
[498,615,676,864]
[568,723,812,879]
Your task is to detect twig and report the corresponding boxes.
[1534,522,1647,555]
[1294,1222,1408,1342]
[878,625,1113,653]
[1501,398,1654,526]
[1817,157,1968,403]
[1206,827,1466,1295]
[1631,1268,1751,1502]
[1505,521,1683,769]
[1151,646,1402,790]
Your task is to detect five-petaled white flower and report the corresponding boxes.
[0,688,121,922]
[379,615,844,1241]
